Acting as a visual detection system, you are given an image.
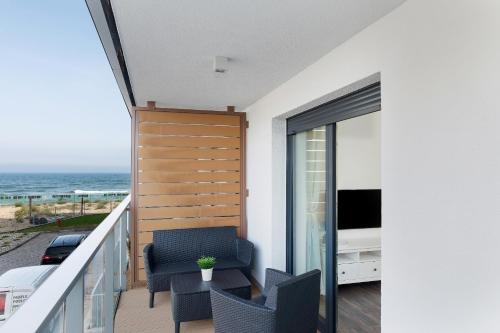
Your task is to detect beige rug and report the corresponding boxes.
[115,287,214,333]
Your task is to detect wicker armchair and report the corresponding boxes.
[143,227,253,308]
[210,268,321,333]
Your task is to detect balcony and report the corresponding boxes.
[0,195,261,333]
[1,0,497,331]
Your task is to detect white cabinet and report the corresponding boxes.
[337,228,381,285]
[338,263,359,283]
[359,260,381,279]
[337,257,381,284]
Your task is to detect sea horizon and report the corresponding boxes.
[0,173,130,205]
[0,171,130,174]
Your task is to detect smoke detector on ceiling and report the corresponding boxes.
[214,56,229,73]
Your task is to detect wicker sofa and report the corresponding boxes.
[143,226,254,308]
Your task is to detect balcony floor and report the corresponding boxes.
[115,286,214,333]
[115,282,379,333]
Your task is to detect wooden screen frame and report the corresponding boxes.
[130,105,247,286]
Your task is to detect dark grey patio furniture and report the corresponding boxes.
[143,226,253,307]
[170,269,251,333]
[210,268,321,333]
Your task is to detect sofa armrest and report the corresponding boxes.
[236,238,254,266]
[210,288,276,333]
[143,243,154,275]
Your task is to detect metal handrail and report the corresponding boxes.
[0,194,131,333]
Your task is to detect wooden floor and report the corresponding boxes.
[338,282,381,333]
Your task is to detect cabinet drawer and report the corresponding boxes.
[338,263,358,282]
[359,260,381,279]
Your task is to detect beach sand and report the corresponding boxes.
[0,201,119,232]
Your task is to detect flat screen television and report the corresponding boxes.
[337,189,381,230]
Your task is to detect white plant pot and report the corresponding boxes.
[201,268,213,281]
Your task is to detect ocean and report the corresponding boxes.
[0,173,130,205]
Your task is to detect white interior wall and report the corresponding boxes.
[244,0,500,332]
[337,112,381,190]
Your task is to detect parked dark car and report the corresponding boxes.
[40,234,86,265]
[30,216,48,225]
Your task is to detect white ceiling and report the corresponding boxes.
[111,0,404,111]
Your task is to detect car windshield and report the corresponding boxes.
[45,246,76,256]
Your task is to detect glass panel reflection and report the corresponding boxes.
[293,125,327,319]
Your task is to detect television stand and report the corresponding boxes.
[337,228,381,285]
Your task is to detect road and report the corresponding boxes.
[0,231,90,275]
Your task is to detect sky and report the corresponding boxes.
[0,1,130,173]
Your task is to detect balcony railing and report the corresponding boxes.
[0,195,131,333]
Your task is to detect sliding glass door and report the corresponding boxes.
[286,82,381,333]
[292,126,327,319]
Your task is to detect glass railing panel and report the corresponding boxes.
[0,196,130,333]
[84,246,105,333]
[113,219,121,307]
[39,302,64,333]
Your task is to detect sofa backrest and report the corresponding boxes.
[152,227,237,264]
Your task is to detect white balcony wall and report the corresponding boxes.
[244,0,500,332]
[337,112,381,190]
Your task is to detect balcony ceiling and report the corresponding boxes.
[109,0,405,111]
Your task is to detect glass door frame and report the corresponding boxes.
[286,124,336,333]
[285,82,381,333]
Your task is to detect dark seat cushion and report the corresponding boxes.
[214,258,247,270]
[252,295,266,305]
[153,261,199,276]
[152,257,246,276]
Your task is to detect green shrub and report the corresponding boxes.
[22,213,108,233]
[14,206,28,222]
[14,202,24,208]
[196,256,216,269]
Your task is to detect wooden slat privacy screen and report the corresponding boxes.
[133,109,246,282]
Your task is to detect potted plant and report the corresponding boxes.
[197,256,216,281]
